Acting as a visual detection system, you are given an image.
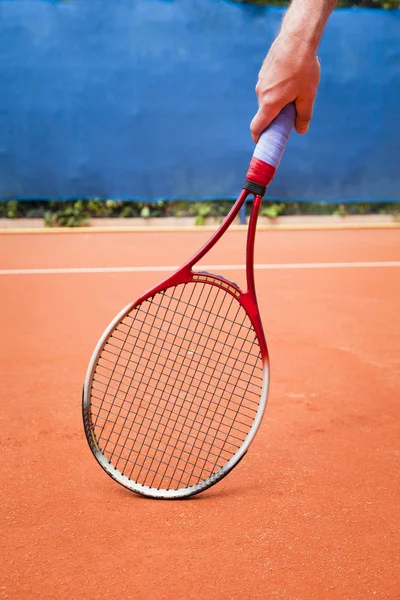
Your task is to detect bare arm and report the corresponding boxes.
[250,0,338,142]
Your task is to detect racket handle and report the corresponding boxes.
[244,102,296,196]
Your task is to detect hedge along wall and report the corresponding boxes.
[0,0,399,203]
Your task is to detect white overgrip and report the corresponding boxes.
[253,103,296,168]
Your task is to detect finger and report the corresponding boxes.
[250,104,281,144]
[295,93,316,135]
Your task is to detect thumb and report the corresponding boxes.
[295,94,315,135]
[250,104,280,144]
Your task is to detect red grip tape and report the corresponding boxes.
[246,157,276,187]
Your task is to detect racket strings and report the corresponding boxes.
[115,282,235,485]
[89,282,264,490]
[145,288,245,489]
[111,317,262,367]
[169,292,261,488]
[98,281,189,440]
[95,298,260,482]
[91,383,256,432]
[116,283,214,484]
[94,290,262,488]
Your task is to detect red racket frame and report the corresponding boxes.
[83,103,296,498]
[82,189,270,499]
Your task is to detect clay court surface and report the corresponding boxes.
[1,227,399,599]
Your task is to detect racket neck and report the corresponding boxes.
[183,189,249,270]
[246,194,263,297]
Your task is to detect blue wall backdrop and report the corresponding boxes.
[0,0,399,202]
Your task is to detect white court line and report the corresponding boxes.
[0,262,399,276]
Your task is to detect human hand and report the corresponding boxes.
[250,32,321,143]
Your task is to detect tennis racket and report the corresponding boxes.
[83,103,295,499]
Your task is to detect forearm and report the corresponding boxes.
[280,0,338,51]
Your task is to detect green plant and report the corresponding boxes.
[190,203,212,226]
[140,205,151,219]
[260,202,286,219]
[120,205,136,218]
[166,201,188,218]
[45,200,89,228]
[6,200,19,218]
[3,198,400,224]
[333,204,347,217]
[86,198,124,218]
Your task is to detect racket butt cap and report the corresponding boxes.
[243,180,266,197]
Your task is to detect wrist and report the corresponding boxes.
[280,8,325,51]
[274,28,319,60]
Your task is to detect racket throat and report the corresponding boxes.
[243,180,266,198]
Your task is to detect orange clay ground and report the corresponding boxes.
[1,228,399,599]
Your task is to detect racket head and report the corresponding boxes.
[82,270,269,499]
